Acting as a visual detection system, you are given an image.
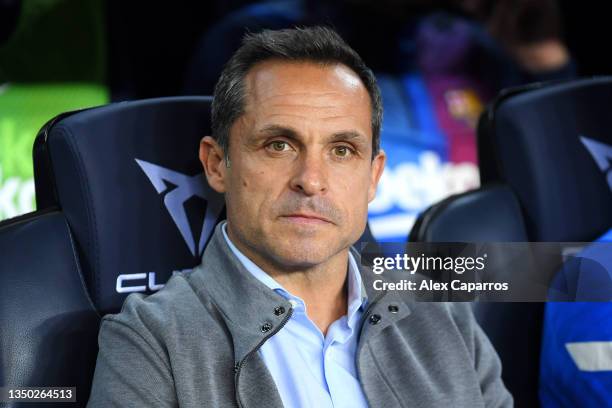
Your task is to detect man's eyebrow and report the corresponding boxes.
[255,125,368,146]
[327,130,368,144]
[257,124,300,138]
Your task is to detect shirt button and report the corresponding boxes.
[388,304,399,313]
[261,322,273,333]
[369,314,381,325]
[274,306,286,316]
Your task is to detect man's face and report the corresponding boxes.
[202,60,385,270]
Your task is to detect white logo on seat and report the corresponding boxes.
[135,159,224,257]
[580,136,612,191]
[566,341,612,371]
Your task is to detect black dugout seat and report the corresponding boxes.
[477,77,612,241]
[409,77,612,406]
[32,96,226,315]
[0,210,100,406]
[0,96,225,406]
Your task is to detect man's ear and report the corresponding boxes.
[368,149,386,203]
[199,136,227,193]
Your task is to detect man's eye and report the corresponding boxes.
[333,145,353,158]
[269,141,290,152]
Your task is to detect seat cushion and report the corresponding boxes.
[0,211,99,406]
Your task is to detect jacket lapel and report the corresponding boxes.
[352,247,413,341]
[188,224,287,407]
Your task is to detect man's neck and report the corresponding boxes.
[226,227,350,336]
[272,256,349,336]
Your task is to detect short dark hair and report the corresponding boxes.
[211,26,382,160]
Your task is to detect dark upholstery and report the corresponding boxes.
[0,211,100,406]
[409,185,527,242]
[1,97,226,406]
[33,97,226,315]
[409,185,540,406]
[478,77,612,241]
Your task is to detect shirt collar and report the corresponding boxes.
[221,221,368,318]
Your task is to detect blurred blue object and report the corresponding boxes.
[540,229,612,407]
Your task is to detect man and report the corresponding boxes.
[87,27,512,407]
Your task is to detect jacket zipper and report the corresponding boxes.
[234,307,294,408]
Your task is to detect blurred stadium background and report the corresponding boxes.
[0,0,609,228]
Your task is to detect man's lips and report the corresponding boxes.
[280,213,333,224]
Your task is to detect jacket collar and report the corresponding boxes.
[189,223,412,363]
[356,248,413,341]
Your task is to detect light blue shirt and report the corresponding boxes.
[222,222,369,408]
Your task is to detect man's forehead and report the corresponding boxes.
[243,60,370,107]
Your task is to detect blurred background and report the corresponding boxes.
[0,0,607,236]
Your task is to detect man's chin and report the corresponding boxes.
[268,242,342,270]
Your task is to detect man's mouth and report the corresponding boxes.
[280,213,333,225]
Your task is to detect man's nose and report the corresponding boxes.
[289,152,328,196]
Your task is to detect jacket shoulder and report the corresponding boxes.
[102,268,220,346]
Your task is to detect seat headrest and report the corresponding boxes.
[409,185,528,242]
[478,78,612,241]
[33,97,225,314]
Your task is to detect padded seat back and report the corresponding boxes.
[408,185,539,406]
[0,211,100,406]
[33,97,226,314]
[478,77,612,241]
[409,185,527,242]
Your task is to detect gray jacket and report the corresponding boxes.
[87,224,513,407]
